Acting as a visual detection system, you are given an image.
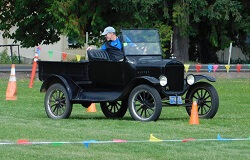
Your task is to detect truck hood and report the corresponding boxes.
[137,58,183,68]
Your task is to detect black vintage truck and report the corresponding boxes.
[38,29,219,121]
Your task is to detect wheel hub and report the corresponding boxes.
[141,103,147,109]
[55,100,59,104]
[110,102,117,106]
[198,98,204,106]
[140,101,151,109]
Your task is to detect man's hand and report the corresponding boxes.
[87,46,93,50]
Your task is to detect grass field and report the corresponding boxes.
[0,78,249,160]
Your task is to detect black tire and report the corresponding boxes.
[128,85,162,121]
[81,102,92,108]
[185,82,219,118]
[44,83,72,119]
[100,101,128,118]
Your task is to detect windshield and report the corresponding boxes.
[121,29,162,56]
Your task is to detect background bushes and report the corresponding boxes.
[0,49,21,64]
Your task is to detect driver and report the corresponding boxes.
[88,26,124,61]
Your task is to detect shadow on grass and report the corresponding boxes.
[69,115,189,122]
[159,117,189,121]
[70,115,133,121]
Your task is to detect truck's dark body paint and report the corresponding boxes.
[39,29,219,121]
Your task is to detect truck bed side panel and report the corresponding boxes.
[38,61,90,82]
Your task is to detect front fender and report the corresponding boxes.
[193,74,216,82]
[119,76,160,100]
[126,76,161,92]
[183,74,216,94]
[40,74,80,100]
[139,76,160,85]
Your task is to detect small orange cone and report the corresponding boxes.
[87,103,97,112]
[189,101,199,125]
[6,64,17,100]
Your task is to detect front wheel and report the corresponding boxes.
[185,82,219,118]
[44,83,72,119]
[128,85,162,121]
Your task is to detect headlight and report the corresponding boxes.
[186,74,195,85]
[159,76,167,86]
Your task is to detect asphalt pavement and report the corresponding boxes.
[0,64,34,72]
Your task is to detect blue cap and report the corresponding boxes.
[101,26,116,35]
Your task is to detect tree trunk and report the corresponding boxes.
[197,23,219,63]
[172,24,189,62]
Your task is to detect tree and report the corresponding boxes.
[109,0,173,57]
[49,0,112,46]
[60,0,247,63]
[172,0,191,62]
[0,0,61,47]
[173,0,250,63]
[0,0,174,56]
[0,0,249,63]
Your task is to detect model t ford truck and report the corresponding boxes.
[38,29,219,122]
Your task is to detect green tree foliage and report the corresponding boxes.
[49,0,173,50]
[173,0,250,62]
[0,0,173,53]
[49,0,112,46]
[0,49,20,64]
[109,0,173,56]
[0,0,249,62]
[0,0,61,47]
[0,49,11,64]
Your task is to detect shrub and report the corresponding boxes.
[11,52,21,63]
[0,49,22,64]
[0,49,11,64]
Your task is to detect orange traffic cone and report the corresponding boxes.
[189,101,199,125]
[6,64,17,100]
[87,103,97,112]
[29,53,39,88]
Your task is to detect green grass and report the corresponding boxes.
[0,78,249,160]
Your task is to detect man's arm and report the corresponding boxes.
[100,44,107,50]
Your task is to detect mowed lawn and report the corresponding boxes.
[0,78,249,160]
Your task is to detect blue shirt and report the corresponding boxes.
[101,38,122,50]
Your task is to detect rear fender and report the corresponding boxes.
[40,74,80,100]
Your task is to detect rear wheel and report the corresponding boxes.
[128,85,162,121]
[100,101,128,118]
[44,83,72,119]
[185,82,219,118]
[81,102,92,108]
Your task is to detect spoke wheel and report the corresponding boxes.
[81,102,92,108]
[100,101,128,118]
[185,82,219,118]
[129,85,162,121]
[44,83,72,119]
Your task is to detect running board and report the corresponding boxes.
[71,91,123,103]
